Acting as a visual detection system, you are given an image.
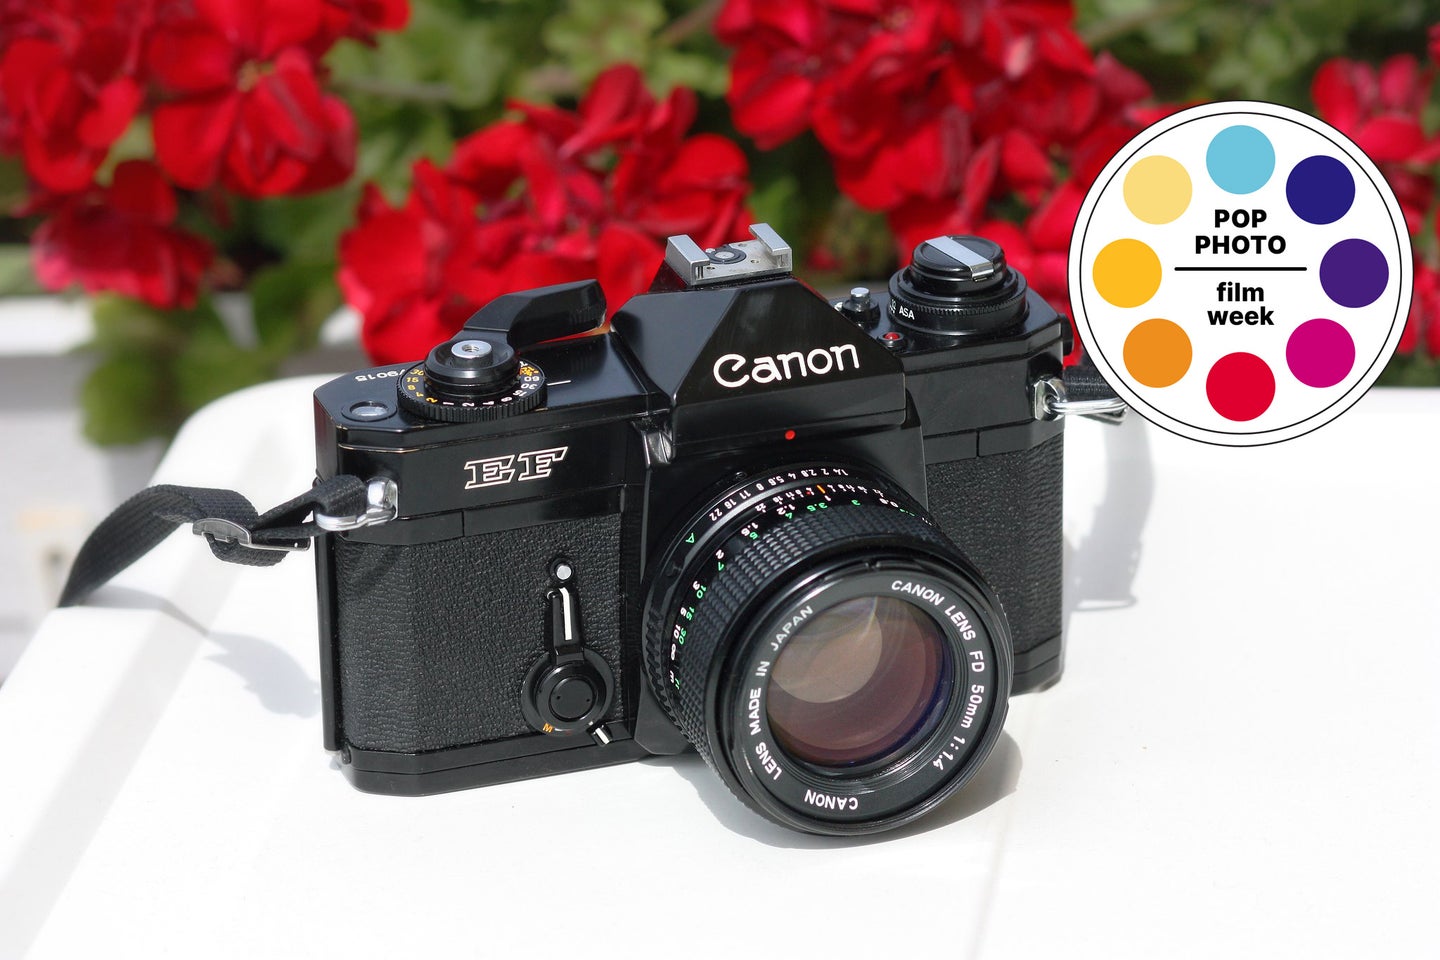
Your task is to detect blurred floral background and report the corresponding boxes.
[2,0,1439,445]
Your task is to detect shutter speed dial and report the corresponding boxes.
[396,335,546,422]
[394,279,608,422]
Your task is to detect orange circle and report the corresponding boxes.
[1092,238,1162,308]
[1123,318,1192,387]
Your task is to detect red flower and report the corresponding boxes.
[718,0,1156,241]
[338,160,498,364]
[1312,55,1437,162]
[1404,258,1440,356]
[148,0,356,196]
[0,2,148,192]
[308,0,411,57]
[715,0,829,149]
[1312,54,1440,235]
[31,160,213,308]
[341,65,752,364]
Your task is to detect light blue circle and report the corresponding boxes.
[1206,125,1275,194]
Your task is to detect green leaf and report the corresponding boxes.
[250,259,342,355]
[541,0,665,79]
[0,244,40,295]
[648,50,728,98]
[99,116,155,178]
[328,1,526,110]
[88,295,183,351]
[80,351,174,446]
[80,295,288,444]
[1079,0,1431,102]
[527,0,727,99]
[354,111,455,193]
[1377,353,1440,387]
[249,190,360,263]
[747,176,801,247]
[172,317,278,414]
[0,158,29,217]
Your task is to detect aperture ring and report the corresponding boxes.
[644,466,910,729]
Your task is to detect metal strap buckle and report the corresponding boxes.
[314,477,399,533]
[1032,376,1128,425]
[191,518,309,553]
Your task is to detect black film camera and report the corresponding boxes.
[312,224,1078,835]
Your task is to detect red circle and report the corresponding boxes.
[1206,353,1275,421]
[784,429,796,440]
[882,332,901,341]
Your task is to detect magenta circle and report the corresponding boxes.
[1286,318,1355,388]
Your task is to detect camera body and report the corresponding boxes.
[312,225,1068,823]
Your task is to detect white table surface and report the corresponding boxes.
[2,378,1437,959]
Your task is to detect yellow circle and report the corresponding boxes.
[1092,239,1161,308]
[1123,155,1192,224]
[1123,318,1192,387]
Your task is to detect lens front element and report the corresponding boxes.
[768,596,950,768]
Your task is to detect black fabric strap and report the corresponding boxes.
[58,475,368,608]
[1063,348,1119,403]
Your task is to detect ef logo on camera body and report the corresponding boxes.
[463,446,569,489]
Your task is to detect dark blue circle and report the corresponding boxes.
[1286,156,1355,224]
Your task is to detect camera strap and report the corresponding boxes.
[1033,351,1128,425]
[57,475,369,607]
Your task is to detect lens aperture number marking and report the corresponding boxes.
[663,467,915,695]
[878,575,996,776]
[932,734,968,772]
[932,677,988,773]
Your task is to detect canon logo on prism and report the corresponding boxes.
[711,344,861,389]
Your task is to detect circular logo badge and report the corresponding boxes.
[1069,101,1412,446]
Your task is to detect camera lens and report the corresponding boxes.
[767,596,949,768]
[643,466,1012,835]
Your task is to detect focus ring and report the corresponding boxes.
[665,504,959,771]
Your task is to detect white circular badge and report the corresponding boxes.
[1069,101,1412,445]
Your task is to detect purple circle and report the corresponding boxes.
[1286,156,1355,224]
[1319,239,1388,308]
[1286,318,1355,387]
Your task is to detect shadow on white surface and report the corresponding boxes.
[75,586,319,718]
[0,610,201,958]
[206,631,320,718]
[1063,416,1153,624]
[649,732,1022,848]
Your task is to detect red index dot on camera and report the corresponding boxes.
[784,429,796,440]
[1206,352,1275,421]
